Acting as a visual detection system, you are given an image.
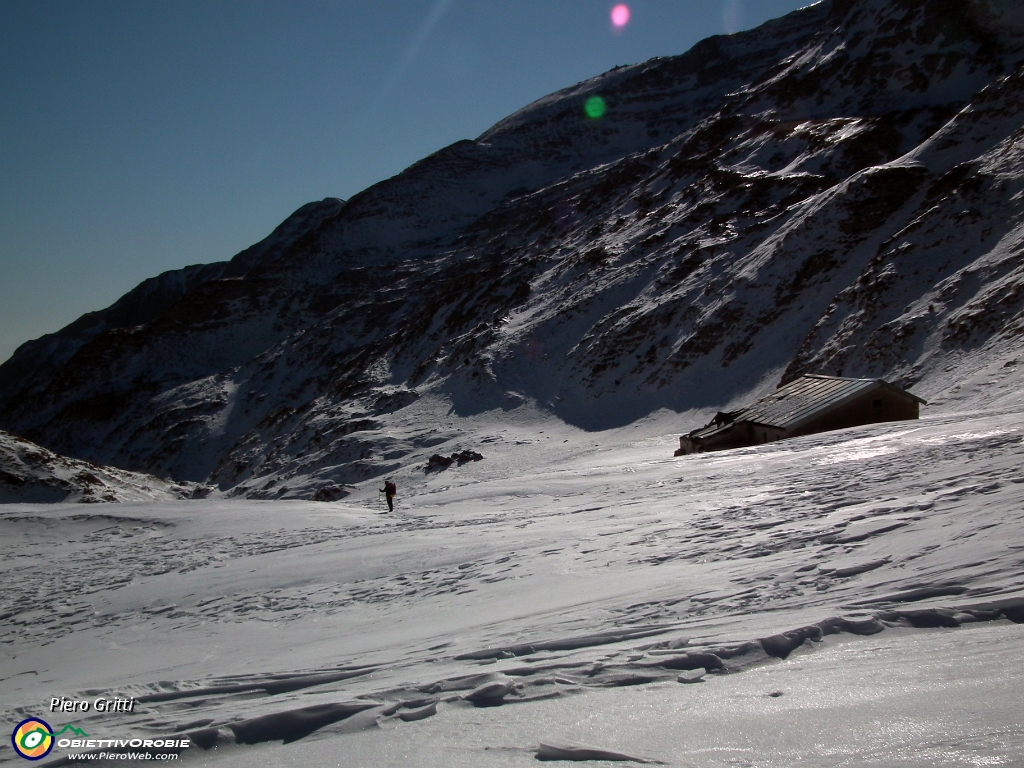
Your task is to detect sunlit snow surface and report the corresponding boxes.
[219,624,1024,768]
[2,402,1023,766]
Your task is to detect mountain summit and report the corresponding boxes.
[3,0,1024,495]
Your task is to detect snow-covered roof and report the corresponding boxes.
[734,374,924,432]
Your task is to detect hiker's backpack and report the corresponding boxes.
[385,481,396,496]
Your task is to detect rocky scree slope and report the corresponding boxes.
[2,0,1024,497]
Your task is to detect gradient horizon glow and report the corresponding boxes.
[611,4,631,28]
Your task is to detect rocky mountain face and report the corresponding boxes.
[0,429,195,503]
[2,0,1024,497]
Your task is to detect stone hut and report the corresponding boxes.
[676,375,926,455]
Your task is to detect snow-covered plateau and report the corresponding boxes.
[2,386,1023,765]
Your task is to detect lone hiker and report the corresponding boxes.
[380,479,397,512]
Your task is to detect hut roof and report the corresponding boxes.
[730,375,925,432]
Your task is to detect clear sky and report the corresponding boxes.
[0,0,814,364]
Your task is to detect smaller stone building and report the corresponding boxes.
[676,374,925,455]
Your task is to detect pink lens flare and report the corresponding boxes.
[611,4,630,28]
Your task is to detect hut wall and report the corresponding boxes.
[676,436,697,455]
[746,423,787,445]
[695,426,749,453]
[678,422,786,454]
[788,390,919,438]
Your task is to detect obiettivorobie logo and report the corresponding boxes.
[12,720,192,761]
[11,724,89,761]
[11,721,90,761]
[11,719,82,761]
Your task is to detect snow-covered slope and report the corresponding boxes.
[0,430,195,503]
[1,402,1022,765]
[2,0,1024,494]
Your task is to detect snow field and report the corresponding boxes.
[222,623,1023,768]
[2,401,1023,765]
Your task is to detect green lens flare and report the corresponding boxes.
[584,95,607,119]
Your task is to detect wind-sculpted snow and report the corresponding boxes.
[2,0,1024,493]
[1,406,1023,765]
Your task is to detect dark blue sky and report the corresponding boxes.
[0,0,814,363]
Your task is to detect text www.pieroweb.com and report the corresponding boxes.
[56,737,189,760]
[66,753,178,761]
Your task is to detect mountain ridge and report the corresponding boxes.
[2,0,1024,497]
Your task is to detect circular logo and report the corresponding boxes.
[11,718,54,761]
